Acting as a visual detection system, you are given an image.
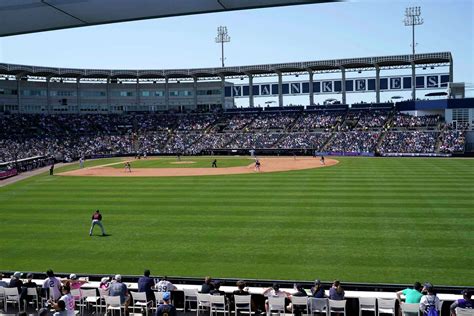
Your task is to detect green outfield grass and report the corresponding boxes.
[108,157,253,168]
[0,157,473,286]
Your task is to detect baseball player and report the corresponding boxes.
[89,210,106,236]
[124,162,131,173]
[255,159,261,172]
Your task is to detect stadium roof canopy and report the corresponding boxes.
[0,52,453,80]
[0,0,338,37]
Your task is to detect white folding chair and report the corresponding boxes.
[130,291,153,316]
[197,293,211,316]
[0,287,5,311]
[81,289,100,314]
[455,308,474,316]
[234,294,252,315]
[210,294,229,316]
[377,299,396,316]
[4,287,21,313]
[400,303,420,316]
[25,287,40,311]
[154,291,164,310]
[98,287,109,313]
[70,288,84,314]
[105,295,123,316]
[267,296,286,316]
[358,297,376,316]
[328,299,346,316]
[310,298,329,316]
[291,296,309,316]
[184,288,198,312]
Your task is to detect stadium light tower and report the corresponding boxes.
[215,26,230,67]
[404,6,423,100]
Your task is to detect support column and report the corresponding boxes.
[76,78,81,113]
[16,75,21,112]
[220,75,226,110]
[449,58,454,84]
[308,69,314,106]
[340,67,346,105]
[164,77,169,111]
[248,73,254,108]
[193,76,198,110]
[106,77,111,111]
[411,61,416,100]
[46,77,51,114]
[136,78,140,109]
[375,65,380,103]
[277,71,283,107]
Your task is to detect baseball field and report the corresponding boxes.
[0,156,473,286]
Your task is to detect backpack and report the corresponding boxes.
[425,296,439,316]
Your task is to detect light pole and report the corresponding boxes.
[215,26,230,67]
[404,6,423,100]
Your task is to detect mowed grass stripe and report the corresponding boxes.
[0,157,472,285]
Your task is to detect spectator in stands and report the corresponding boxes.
[419,283,441,314]
[138,269,156,303]
[329,280,345,300]
[289,284,308,316]
[62,274,88,290]
[52,299,67,316]
[99,276,111,289]
[263,283,291,314]
[23,273,38,306]
[0,273,8,287]
[233,280,250,296]
[201,276,214,293]
[397,282,423,303]
[50,284,74,316]
[155,292,176,316]
[156,276,177,292]
[9,271,23,291]
[210,281,226,296]
[450,289,473,315]
[233,280,259,313]
[109,274,130,311]
[43,269,62,301]
[311,279,326,298]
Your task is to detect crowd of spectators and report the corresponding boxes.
[247,112,299,130]
[392,113,442,128]
[0,110,469,164]
[379,131,438,153]
[291,111,345,131]
[326,131,381,153]
[276,132,331,150]
[352,110,391,128]
[224,132,282,149]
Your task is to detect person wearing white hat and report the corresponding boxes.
[109,274,130,312]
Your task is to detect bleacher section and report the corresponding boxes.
[0,103,471,164]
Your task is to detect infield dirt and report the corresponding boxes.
[58,157,338,177]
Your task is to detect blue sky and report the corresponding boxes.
[0,0,472,105]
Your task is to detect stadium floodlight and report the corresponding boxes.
[215,26,230,67]
[404,6,423,100]
[404,6,423,59]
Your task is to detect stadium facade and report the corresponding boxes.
[0,52,452,114]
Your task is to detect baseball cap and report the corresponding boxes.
[314,279,321,285]
[27,273,34,279]
[424,283,434,291]
[69,274,78,280]
[163,292,171,301]
[115,274,122,281]
[13,271,22,278]
[101,277,110,283]
[461,289,472,297]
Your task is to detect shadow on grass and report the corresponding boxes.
[91,234,112,237]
